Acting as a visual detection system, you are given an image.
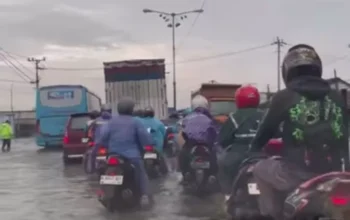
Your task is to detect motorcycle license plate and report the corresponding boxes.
[144,153,157,159]
[191,161,210,169]
[100,175,123,185]
[81,138,89,143]
[247,183,260,195]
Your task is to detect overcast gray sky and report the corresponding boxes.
[1,0,350,110]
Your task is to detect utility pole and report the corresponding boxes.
[143,8,204,110]
[334,69,339,91]
[272,37,287,91]
[10,83,13,113]
[28,57,46,89]
[266,84,271,101]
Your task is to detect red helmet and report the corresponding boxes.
[235,85,260,108]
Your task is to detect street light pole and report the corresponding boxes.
[143,8,204,110]
[171,13,177,110]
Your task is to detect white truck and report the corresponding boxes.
[103,59,168,119]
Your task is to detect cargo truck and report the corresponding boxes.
[191,82,241,123]
[104,59,168,119]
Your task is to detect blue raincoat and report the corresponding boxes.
[140,117,166,153]
[182,107,217,147]
[93,115,153,195]
[94,115,152,158]
[93,111,112,146]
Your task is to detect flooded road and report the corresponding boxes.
[0,138,225,220]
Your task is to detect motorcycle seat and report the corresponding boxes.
[299,171,350,189]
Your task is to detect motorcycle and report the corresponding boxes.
[164,132,178,158]
[97,154,140,212]
[227,140,350,220]
[143,145,167,178]
[83,141,107,177]
[183,144,217,194]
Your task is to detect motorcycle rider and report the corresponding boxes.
[85,110,100,139]
[94,104,112,143]
[93,97,153,207]
[217,85,264,200]
[250,44,349,219]
[178,95,218,184]
[86,105,112,173]
[141,106,168,173]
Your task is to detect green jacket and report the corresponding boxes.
[0,123,13,139]
[218,108,265,150]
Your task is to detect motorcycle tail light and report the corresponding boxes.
[167,133,174,139]
[330,181,350,206]
[144,146,154,152]
[88,142,94,147]
[107,157,119,165]
[330,196,349,206]
[98,147,107,155]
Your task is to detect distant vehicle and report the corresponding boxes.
[191,82,241,124]
[36,85,101,148]
[63,113,91,163]
[104,59,168,119]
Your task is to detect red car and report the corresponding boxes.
[63,113,91,164]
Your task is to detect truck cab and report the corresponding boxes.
[191,82,241,124]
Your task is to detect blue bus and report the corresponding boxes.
[36,85,102,148]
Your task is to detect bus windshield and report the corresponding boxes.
[39,87,83,108]
[210,100,236,115]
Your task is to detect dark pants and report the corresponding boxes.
[158,153,169,174]
[252,158,314,220]
[2,139,11,152]
[178,141,218,177]
[129,158,150,195]
[218,150,246,194]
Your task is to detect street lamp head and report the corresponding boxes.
[143,8,153,13]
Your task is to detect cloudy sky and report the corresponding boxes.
[1,0,350,110]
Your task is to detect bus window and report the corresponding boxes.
[40,88,83,108]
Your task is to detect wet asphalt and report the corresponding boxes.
[0,138,226,220]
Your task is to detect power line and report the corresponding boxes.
[324,55,349,66]
[0,53,33,81]
[45,67,102,71]
[0,78,32,84]
[176,43,272,64]
[176,0,207,52]
[0,54,32,82]
[44,43,272,71]
[0,49,35,75]
[0,48,28,59]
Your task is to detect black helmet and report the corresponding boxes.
[282,44,322,85]
[89,110,100,119]
[117,97,135,115]
[133,108,143,117]
[144,106,154,117]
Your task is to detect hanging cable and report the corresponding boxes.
[176,0,207,52]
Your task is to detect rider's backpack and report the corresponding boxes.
[289,95,344,171]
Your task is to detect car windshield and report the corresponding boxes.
[70,116,90,130]
[210,101,236,115]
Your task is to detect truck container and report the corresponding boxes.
[191,82,241,123]
[104,59,168,119]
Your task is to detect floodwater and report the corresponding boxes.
[0,138,226,220]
